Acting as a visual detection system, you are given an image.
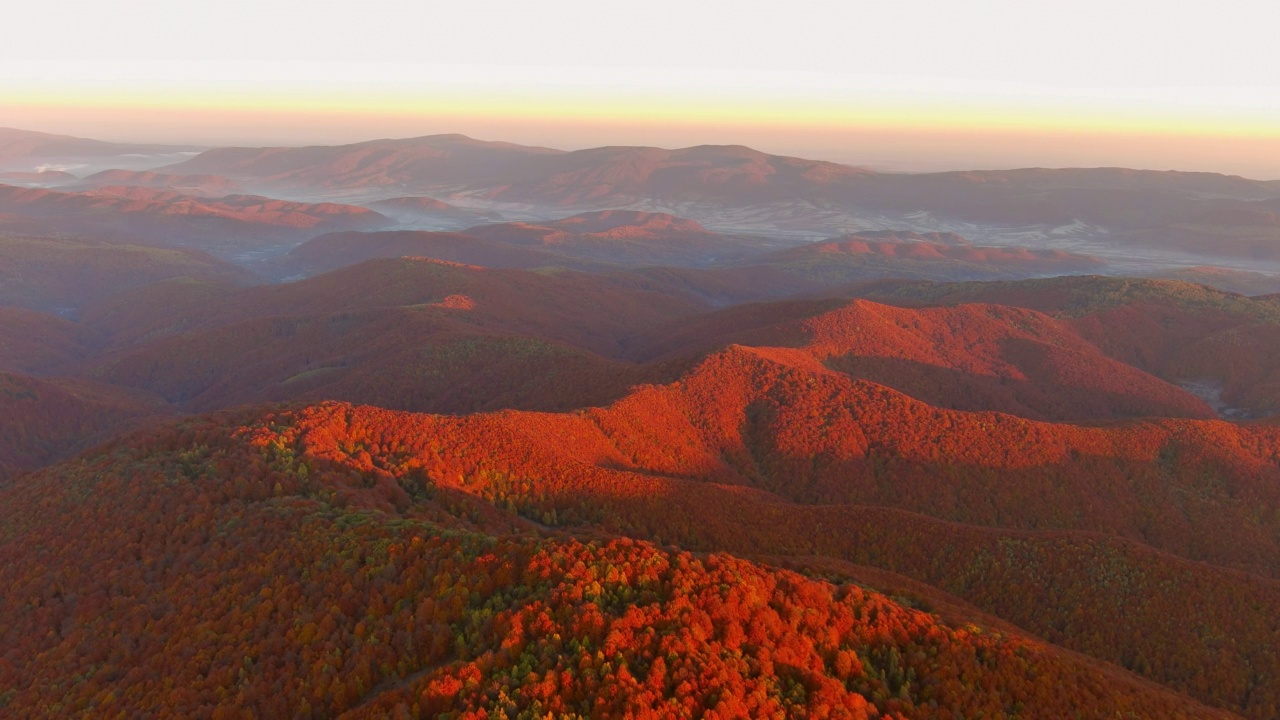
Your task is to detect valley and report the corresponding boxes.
[2,125,1280,718]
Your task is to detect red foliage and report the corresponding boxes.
[0,421,1232,718]
[0,372,171,480]
[228,342,1280,716]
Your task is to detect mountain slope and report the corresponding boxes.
[75,169,242,196]
[286,230,588,277]
[629,298,1212,421]
[0,233,258,314]
[854,276,1280,416]
[755,231,1102,274]
[159,135,1280,269]
[162,133,563,192]
[75,271,1217,423]
[0,127,197,166]
[365,195,500,227]
[81,258,702,411]
[237,345,1280,715]
[462,209,778,265]
[0,409,1237,719]
[0,307,88,373]
[0,372,171,480]
[0,184,391,258]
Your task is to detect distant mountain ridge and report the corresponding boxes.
[10,125,1280,719]
[0,127,201,169]
[160,133,1280,205]
[163,133,563,191]
[153,133,1280,269]
[0,169,77,186]
[162,136,872,205]
[76,169,242,196]
[0,183,391,259]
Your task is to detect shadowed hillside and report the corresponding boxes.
[285,230,591,277]
[0,372,170,480]
[0,307,89,372]
[0,233,258,315]
[461,209,780,266]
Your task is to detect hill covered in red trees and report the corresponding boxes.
[0,371,170,480]
[6,272,1280,716]
[856,276,1280,417]
[8,128,1280,719]
[0,399,1245,719]
[0,306,89,372]
[190,343,1280,717]
[57,263,1225,425]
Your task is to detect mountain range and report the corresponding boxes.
[4,125,1280,718]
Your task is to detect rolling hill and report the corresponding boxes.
[461,209,779,266]
[158,134,1280,270]
[0,127,199,169]
[162,136,870,206]
[579,232,1105,308]
[284,230,587,277]
[0,170,77,186]
[1145,266,1280,296]
[75,169,242,196]
[161,133,563,193]
[759,231,1102,271]
[5,338,1277,715]
[853,276,1280,417]
[0,372,171,480]
[286,208,781,278]
[0,184,391,259]
[79,258,703,411]
[0,307,89,373]
[628,297,1213,421]
[10,126,1280,719]
[92,257,702,352]
[365,195,501,227]
[66,267,1231,425]
[217,344,1280,716]
[0,233,259,315]
[0,400,1244,718]
[159,135,1280,213]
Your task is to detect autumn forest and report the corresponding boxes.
[3,126,1280,719]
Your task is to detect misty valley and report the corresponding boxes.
[3,125,1280,719]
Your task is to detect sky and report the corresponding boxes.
[3,0,1279,177]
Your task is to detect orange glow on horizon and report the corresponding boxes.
[5,89,1280,179]
[7,86,1280,140]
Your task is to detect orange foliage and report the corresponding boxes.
[0,419,1231,718]
[234,343,1280,716]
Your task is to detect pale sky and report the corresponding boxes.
[3,0,1279,176]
